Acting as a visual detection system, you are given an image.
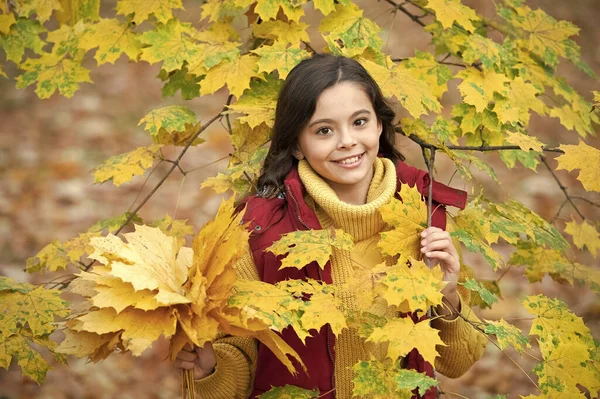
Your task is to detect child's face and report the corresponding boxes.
[295,81,382,196]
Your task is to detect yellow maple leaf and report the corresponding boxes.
[252,41,310,79]
[150,214,195,247]
[483,318,531,354]
[116,0,183,24]
[556,140,600,193]
[402,51,453,99]
[0,333,52,383]
[593,91,600,111]
[494,77,546,125]
[267,228,354,270]
[230,120,271,164]
[425,0,479,33]
[367,318,445,364]
[550,104,594,137]
[92,145,162,186]
[564,219,600,257]
[0,280,69,339]
[505,131,544,153]
[379,258,446,316]
[87,224,192,305]
[74,307,178,356]
[201,54,260,98]
[456,67,509,112]
[138,105,201,145]
[226,75,280,128]
[254,0,304,22]
[195,20,240,44]
[15,0,62,23]
[0,11,16,34]
[377,185,427,263]
[79,18,142,64]
[361,59,441,118]
[15,52,92,99]
[253,20,309,45]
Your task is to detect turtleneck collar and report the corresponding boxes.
[297,158,397,241]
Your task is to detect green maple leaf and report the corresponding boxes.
[116,0,184,24]
[16,53,92,99]
[0,18,46,63]
[402,51,453,99]
[461,278,499,307]
[160,67,201,100]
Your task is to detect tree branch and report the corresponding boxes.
[539,155,585,220]
[382,0,427,27]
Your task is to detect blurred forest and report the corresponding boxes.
[0,0,599,398]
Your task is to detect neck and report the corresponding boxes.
[325,168,374,205]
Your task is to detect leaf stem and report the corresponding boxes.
[539,155,585,220]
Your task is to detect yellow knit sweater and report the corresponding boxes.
[194,158,487,398]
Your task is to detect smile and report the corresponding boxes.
[333,153,364,165]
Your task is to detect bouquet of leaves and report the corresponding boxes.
[55,197,345,398]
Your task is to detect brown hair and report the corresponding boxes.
[256,54,404,198]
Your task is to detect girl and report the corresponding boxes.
[173,54,487,398]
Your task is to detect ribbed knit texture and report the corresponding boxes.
[193,159,487,398]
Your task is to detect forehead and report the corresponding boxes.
[311,82,373,118]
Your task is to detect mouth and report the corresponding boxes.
[332,153,365,165]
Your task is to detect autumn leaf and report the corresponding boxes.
[462,34,509,70]
[320,3,382,57]
[266,228,354,270]
[402,51,453,98]
[253,20,309,45]
[456,68,509,112]
[361,58,441,118]
[378,185,428,263]
[201,147,268,196]
[92,145,162,186]
[79,18,142,64]
[378,258,446,316]
[254,0,304,22]
[25,231,101,273]
[0,333,53,383]
[368,318,445,364]
[15,51,92,98]
[494,77,546,125]
[425,0,479,33]
[252,41,310,79]
[555,140,600,193]
[258,385,319,399]
[200,53,260,97]
[230,120,271,164]
[89,212,144,234]
[116,0,183,24]
[138,105,202,146]
[564,219,600,257]
[353,359,437,398]
[484,318,530,353]
[0,12,16,34]
[460,278,498,307]
[505,131,544,152]
[226,74,281,127]
[14,0,62,22]
[150,214,194,247]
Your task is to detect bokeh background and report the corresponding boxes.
[1,0,599,398]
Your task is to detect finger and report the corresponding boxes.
[421,240,453,254]
[176,350,197,362]
[421,230,451,243]
[423,250,454,262]
[421,227,443,237]
[172,359,196,370]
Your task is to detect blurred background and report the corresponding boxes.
[0,0,599,398]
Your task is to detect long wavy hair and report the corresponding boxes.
[256,54,404,198]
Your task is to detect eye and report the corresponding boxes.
[316,127,333,135]
[354,118,368,127]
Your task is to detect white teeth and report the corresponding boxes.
[337,154,361,164]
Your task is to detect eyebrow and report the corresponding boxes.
[307,109,372,128]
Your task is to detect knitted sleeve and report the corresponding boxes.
[193,250,260,398]
[431,267,488,378]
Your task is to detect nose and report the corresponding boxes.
[337,128,357,149]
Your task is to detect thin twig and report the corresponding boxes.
[539,155,585,220]
[66,110,226,282]
[571,196,600,209]
[382,0,427,27]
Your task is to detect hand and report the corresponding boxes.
[173,342,217,380]
[420,227,460,280]
[420,227,461,317]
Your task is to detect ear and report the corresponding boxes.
[377,119,383,137]
[292,148,304,160]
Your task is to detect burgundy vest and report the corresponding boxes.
[239,160,467,399]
